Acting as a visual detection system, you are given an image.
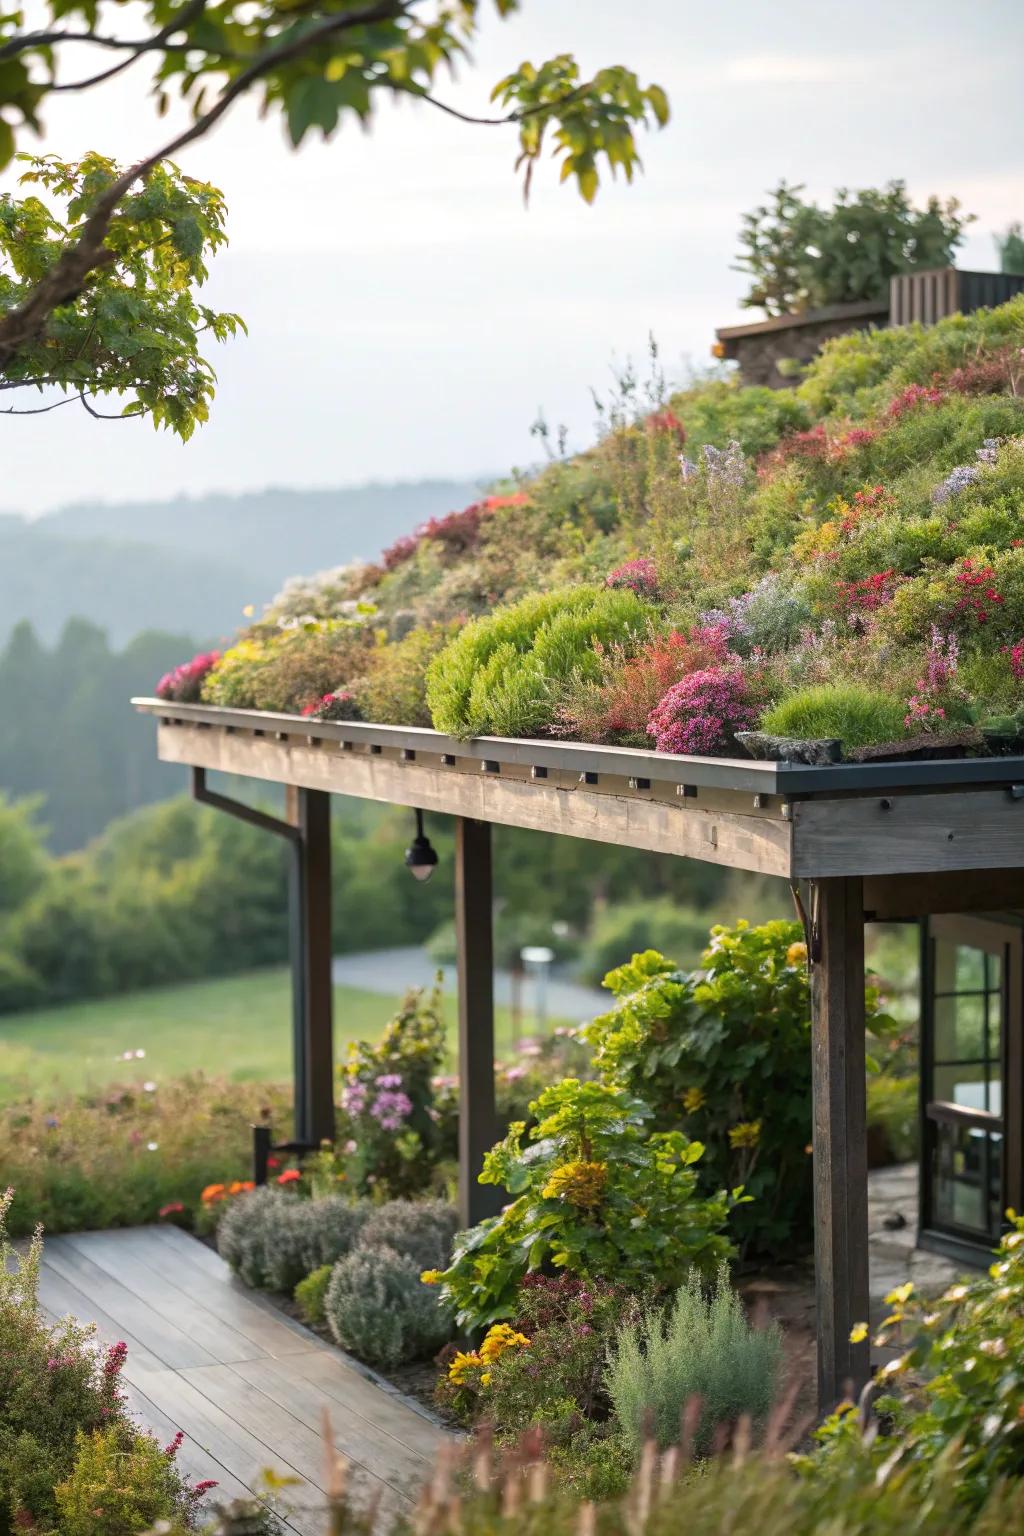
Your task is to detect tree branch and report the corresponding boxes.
[0,0,408,369]
[0,0,207,65]
[402,81,592,128]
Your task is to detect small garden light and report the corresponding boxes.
[404,808,438,883]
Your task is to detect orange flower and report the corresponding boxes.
[228,1180,254,1196]
[276,1169,301,1185]
[200,1183,226,1204]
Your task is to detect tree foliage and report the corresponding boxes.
[0,0,669,423]
[735,180,972,315]
[1,152,242,435]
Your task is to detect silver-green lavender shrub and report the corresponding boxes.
[324,1244,453,1369]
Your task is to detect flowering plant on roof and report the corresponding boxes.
[156,650,220,703]
[605,556,659,599]
[647,667,753,756]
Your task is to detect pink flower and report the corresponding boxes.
[156,651,220,703]
[648,669,753,756]
[605,557,660,600]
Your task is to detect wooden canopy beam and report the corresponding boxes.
[287,786,335,1149]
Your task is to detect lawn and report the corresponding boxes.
[0,966,553,1103]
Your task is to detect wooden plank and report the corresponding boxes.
[124,1359,329,1535]
[158,725,792,877]
[37,1261,169,1375]
[42,1238,220,1370]
[863,868,1024,920]
[793,790,1024,877]
[178,1361,407,1522]
[111,1227,330,1356]
[120,1379,257,1506]
[811,878,870,1414]
[281,1348,448,1463]
[455,817,502,1227]
[62,1230,266,1365]
[230,1354,437,1496]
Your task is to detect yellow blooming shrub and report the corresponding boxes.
[541,1160,608,1209]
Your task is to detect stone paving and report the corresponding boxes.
[868,1161,960,1319]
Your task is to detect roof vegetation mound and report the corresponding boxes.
[158,298,1024,764]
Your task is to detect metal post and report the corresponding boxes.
[810,876,870,1415]
[288,786,335,1148]
[454,816,503,1227]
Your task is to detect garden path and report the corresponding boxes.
[36,1224,449,1534]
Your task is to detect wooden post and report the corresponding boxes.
[288,786,335,1148]
[454,816,502,1228]
[811,876,870,1415]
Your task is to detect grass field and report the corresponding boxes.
[0,966,542,1104]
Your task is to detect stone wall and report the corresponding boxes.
[715,300,889,389]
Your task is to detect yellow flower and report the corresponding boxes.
[786,941,808,967]
[682,1086,706,1113]
[849,1322,868,1344]
[541,1160,608,1210]
[884,1282,914,1306]
[480,1323,530,1364]
[447,1350,482,1386]
[728,1120,762,1150]
[480,1372,492,1387]
[420,1269,443,1285]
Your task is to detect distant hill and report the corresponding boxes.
[0,479,488,646]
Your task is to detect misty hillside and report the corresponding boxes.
[0,478,487,645]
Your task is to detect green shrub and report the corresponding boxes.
[355,623,457,726]
[0,1191,200,1535]
[54,1425,189,1536]
[425,585,657,738]
[217,1188,369,1291]
[359,1199,459,1272]
[866,1075,919,1163]
[431,1078,736,1331]
[814,1215,1024,1510]
[584,927,892,1257]
[577,899,711,984]
[758,684,907,749]
[294,1263,333,1327]
[324,1243,453,1369]
[607,1264,782,1455]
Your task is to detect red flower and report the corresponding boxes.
[158,1201,185,1219]
[644,408,686,443]
[276,1168,301,1185]
[266,1155,280,1169]
[886,383,943,419]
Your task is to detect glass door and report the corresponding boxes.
[921,915,1022,1257]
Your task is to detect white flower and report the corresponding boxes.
[146,1141,159,1152]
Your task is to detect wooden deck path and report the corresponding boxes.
[37,1225,449,1535]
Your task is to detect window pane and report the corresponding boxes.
[934,1060,987,1109]
[986,949,1003,991]
[934,992,985,1063]
[931,1119,995,1238]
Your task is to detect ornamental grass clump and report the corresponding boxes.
[608,1264,782,1456]
[757,683,907,749]
[425,585,657,739]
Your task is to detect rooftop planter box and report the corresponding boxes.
[715,269,1024,388]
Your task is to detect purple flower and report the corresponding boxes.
[341,1081,368,1115]
[932,464,981,505]
[370,1089,413,1131]
[374,1073,403,1090]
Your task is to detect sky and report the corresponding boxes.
[2,0,1023,514]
